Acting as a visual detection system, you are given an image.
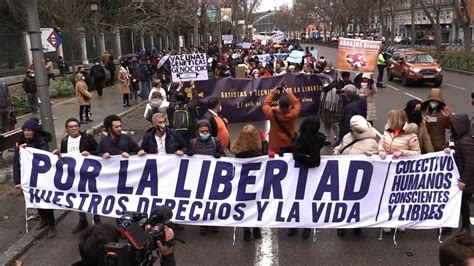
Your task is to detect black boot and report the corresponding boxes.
[35,219,48,230]
[47,226,57,238]
[337,229,346,237]
[72,219,89,234]
[302,228,311,239]
[243,228,251,241]
[287,228,297,237]
[253,228,262,240]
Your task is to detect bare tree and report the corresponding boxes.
[419,0,443,54]
[452,0,472,57]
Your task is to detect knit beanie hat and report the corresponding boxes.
[362,73,372,79]
[350,115,370,132]
[22,117,40,131]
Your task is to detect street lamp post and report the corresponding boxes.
[25,0,57,150]
[89,0,101,61]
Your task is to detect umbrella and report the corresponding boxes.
[157,55,170,69]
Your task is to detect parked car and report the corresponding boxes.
[387,50,443,87]
[416,35,435,45]
[394,36,403,44]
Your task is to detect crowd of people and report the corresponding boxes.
[6,38,474,264]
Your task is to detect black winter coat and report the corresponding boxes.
[188,137,224,156]
[96,134,140,156]
[140,127,187,154]
[202,110,218,137]
[22,76,37,94]
[339,96,367,140]
[451,114,474,193]
[13,130,51,184]
[59,131,98,155]
[292,132,326,167]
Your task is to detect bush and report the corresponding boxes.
[49,77,75,97]
[11,93,29,116]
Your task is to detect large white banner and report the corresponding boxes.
[20,148,461,228]
[169,53,208,82]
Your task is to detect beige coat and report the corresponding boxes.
[358,84,377,121]
[417,119,434,154]
[45,61,54,74]
[378,123,421,156]
[334,128,379,155]
[75,80,92,106]
[117,67,130,94]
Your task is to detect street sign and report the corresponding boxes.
[220,8,232,22]
[40,28,62,53]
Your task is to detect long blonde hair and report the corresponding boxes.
[231,124,262,155]
[386,109,407,130]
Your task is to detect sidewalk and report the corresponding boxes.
[0,85,151,264]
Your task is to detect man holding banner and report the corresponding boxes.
[97,115,142,159]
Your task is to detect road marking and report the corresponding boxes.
[385,84,423,101]
[444,83,466,91]
[254,120,279,266]
[255,228,279,266]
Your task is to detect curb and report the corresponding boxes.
[0,101,148,265]
[0,210,69,265]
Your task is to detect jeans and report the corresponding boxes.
[140,79,151,99]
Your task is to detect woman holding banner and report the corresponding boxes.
[333,115,379,237]
[231,124,267,241]
[378,109,421,234]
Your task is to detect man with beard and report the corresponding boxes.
[140,113,187,156]
[97,115,143,159]
[404,99,434,154]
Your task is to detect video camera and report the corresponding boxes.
[104,206,174,266]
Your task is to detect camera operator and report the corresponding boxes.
[73,223,176,266]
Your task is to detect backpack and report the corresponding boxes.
[173,104,192,134]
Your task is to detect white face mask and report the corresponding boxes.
[219,105,222,112]
[429,101,439,109]
[361,82,368,89]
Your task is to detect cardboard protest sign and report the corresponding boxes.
[21,148,461,229]
[336,38,382,73]
[222,35,233,44]
[170,53,209,82]
[287,50,305,64]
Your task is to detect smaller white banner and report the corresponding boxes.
[169,53,209,82]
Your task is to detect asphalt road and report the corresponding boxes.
[15,45,474,265]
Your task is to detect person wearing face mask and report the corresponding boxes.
[140,113,187,156]
[186,119,225,235]
[144,91,169,122]
[404,99,434,154]
[202,97,230,152]
[315,56,327,73]
[421,88,452,151]
[22,70,38,114]
[355,73,378,126]
[118,60,131,107]
[75,72,93,124]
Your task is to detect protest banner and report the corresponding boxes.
[245,53,288,67]
[20,149,461,228]
[171,73,323,123]
[222,35,233,45]
[336,38,382,73]
[287,50,305,64]
[169,53,209,82]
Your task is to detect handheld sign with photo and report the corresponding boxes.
[170,53,209,82]
[336,38,382,73]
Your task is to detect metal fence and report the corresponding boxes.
[433,54,474,72]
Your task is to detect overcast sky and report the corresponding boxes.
[257,0,293,12]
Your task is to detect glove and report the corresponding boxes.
[213,153,221,159]
[186,151,194,156]
[268,150,275,158]
[392,150,403,159]
[278,151,285,157]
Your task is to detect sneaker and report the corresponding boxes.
[72,220,89,234]
[253,228,262,240]
[243,229,251,241]
[382,228,391,234]
[35,219,48,230]
[302,228,311,239]
[337,229,346,237]
[47,226,57,238]
[287,228,297,237]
